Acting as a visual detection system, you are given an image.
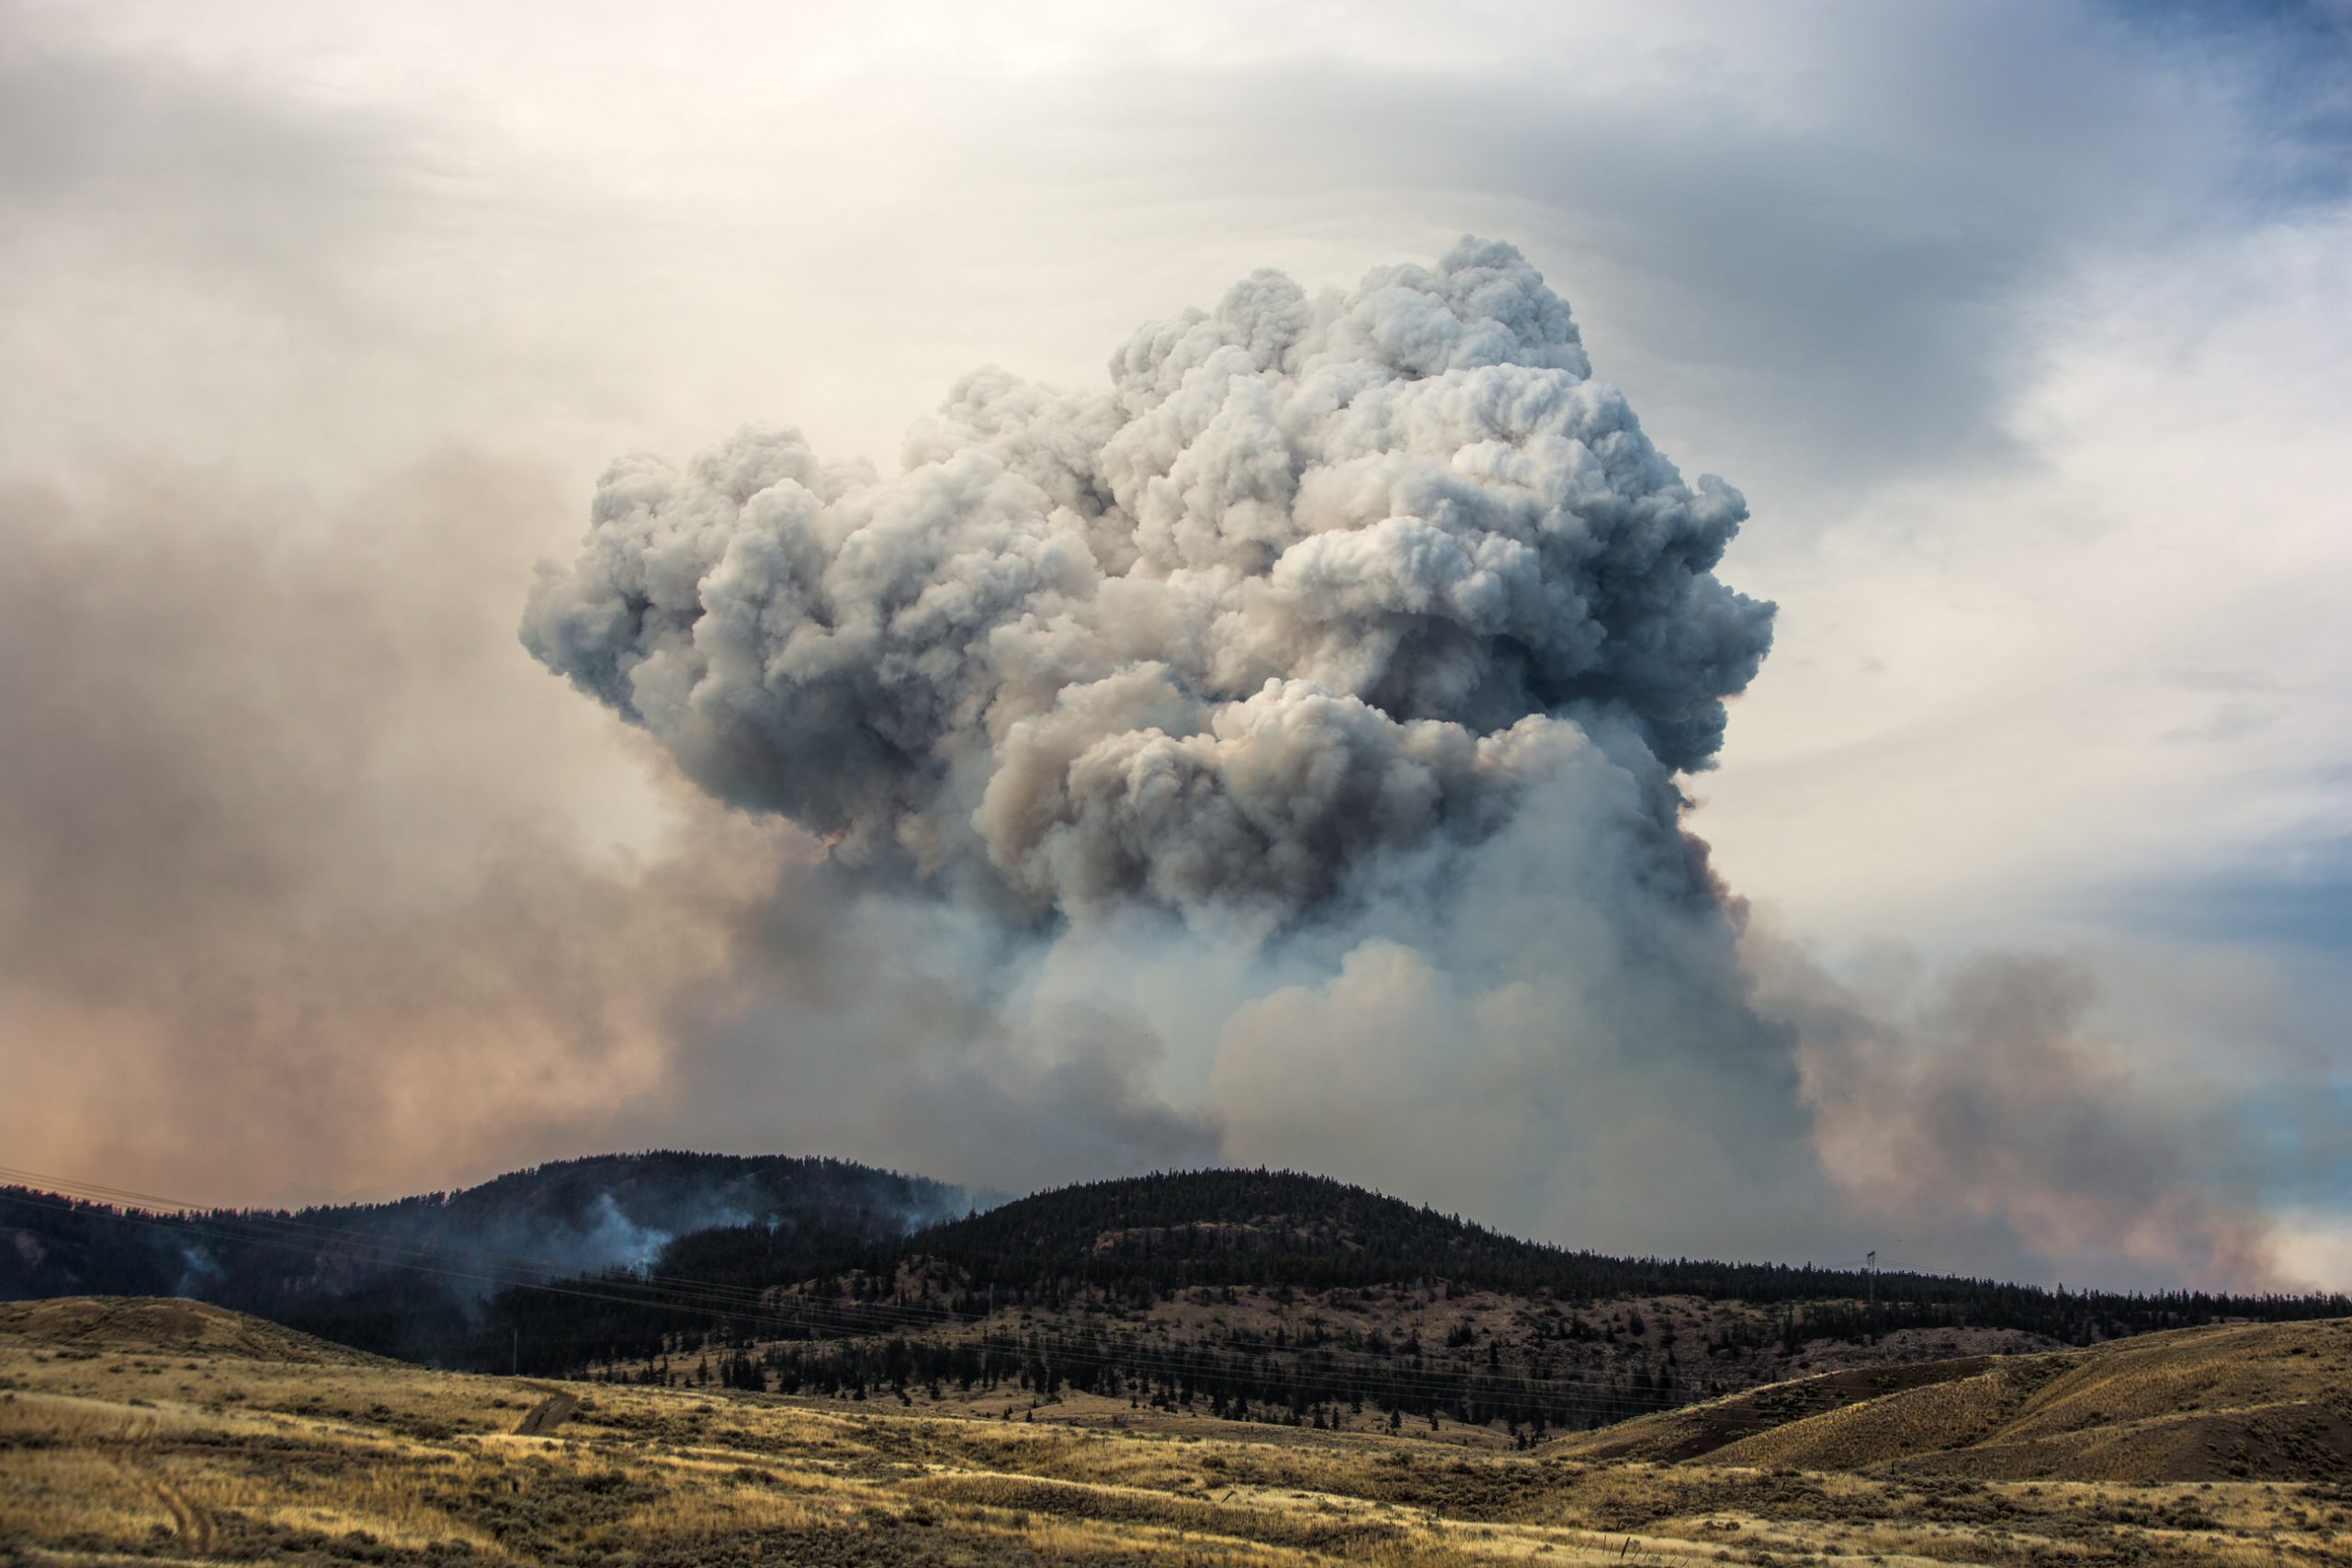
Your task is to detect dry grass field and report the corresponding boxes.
[3,1298,2347,1567]
[1551,1316,2352,1485]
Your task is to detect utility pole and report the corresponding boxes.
[1866,1250,1877,1311]
[512,1327,519,1376]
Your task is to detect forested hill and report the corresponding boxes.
[7,1159,2344,1385]
[478,1168,2345,1434]
[876,1168,2344,1343]
[0,1152,975,1362]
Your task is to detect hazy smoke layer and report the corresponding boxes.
[0,458,1216,1207]
[524,239,1772,921]
[1753,940,2284,1288]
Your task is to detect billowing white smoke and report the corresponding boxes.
[523,239,1771,924]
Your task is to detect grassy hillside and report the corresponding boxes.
[4,1297,2347,1567]
[1551,1317,2352,1484]
[0,1296,379,1366]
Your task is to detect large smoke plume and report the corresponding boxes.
[523,239,1771,925]
[511,237,2297,1290]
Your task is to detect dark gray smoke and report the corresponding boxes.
[523,239,1772,923]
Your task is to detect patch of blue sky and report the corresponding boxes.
[2237,1079,2352,1209]
[2104,0,2352,211]
[2085,835,2352,955]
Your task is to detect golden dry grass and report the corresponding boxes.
[2,1297,2346,1566]
[1555,1315,2352,1486]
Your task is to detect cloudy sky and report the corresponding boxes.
[3,0,2346,1292]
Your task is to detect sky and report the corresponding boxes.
[1,0,2346,1292]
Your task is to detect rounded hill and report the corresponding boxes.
[891,1168,1865,1302]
